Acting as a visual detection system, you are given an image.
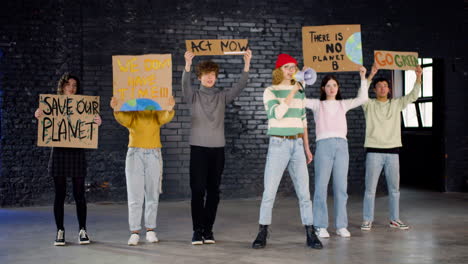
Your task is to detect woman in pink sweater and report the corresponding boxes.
[305,67,367,238]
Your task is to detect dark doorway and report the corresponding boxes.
[399,59,445,191]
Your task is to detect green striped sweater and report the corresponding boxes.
[263,84,307,136]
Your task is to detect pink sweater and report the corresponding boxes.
[305,80,368,141]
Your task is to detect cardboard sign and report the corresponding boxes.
[112,54,172,111]
[185,39,249,55]
[374,50,418,70]
[302,25,362,72]
[37,94,100,149]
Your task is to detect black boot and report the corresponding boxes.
[305,225,323,249]
[252,225,268,249]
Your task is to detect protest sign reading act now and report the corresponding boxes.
[37,94,100,149]
[186,39,248,55]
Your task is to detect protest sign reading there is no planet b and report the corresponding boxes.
[37,94,100,149]
[302,24,363,72]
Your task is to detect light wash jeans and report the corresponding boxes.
[125,147,162,232]
[259,137,313,225]
[363,152,400,222]
[313,138,349,229]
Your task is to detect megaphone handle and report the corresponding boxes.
[298,82,305,91]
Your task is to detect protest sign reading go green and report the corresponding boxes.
[374,50,419,70]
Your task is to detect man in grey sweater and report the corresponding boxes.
[182,50,252,245]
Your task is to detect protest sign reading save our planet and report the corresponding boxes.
[112,54,172,111]
[302,25,363,72]
[37,94,100,149]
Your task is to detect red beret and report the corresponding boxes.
[275,53,298,69]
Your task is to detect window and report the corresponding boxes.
[401,58,433,128]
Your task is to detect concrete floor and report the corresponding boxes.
[1,189,467,264]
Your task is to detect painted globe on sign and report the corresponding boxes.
[120,98,162,111]
[345,32,363,65]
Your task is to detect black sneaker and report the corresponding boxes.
[203,230,215,244]
[54,229,65,246]
[192,230,203,245]
[79,229,90,245]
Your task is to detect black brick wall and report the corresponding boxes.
[0,0,466,206]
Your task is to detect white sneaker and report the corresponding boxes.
[315,228,330,238]
[361,221,372,231]
[389,220,410,230]
[146,231,159,243]
[54,229,66,246]
[78,229,91,244]
[336,228,351,238]
[128,233,140,246]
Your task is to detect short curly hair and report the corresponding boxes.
[272,67,297,85]
[196,61,219,78]
[57,72,80,95]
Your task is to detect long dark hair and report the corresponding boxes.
[57,72,80,95]
[320,75,342,101]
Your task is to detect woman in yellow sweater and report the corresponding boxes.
[111,96,175,246]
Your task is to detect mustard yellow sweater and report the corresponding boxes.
[114,110,175,148]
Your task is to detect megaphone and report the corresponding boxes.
[293,68,317,86]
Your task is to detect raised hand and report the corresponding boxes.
[184,51,195,72]
[243,49,252,72]
[415,65,423,82]
[367,63,379,82]
[359,66,367,80]
[371,63,378,76]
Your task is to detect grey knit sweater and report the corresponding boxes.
[182,70,249,147]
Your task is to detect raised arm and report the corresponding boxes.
[398,65,422,109]
[226,49,252,104]
[182,51,195,102]
[367,63,378,84]
[343,66,369,111]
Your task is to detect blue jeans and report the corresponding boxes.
[125,148,163,232]
[363,152,400,222]
[313,138,349,229]
[259,137,313,225]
